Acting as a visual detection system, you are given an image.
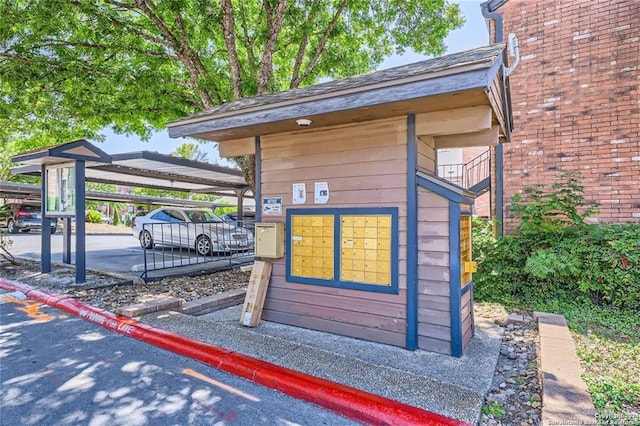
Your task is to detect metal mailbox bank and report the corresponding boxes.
[168,44,513,356]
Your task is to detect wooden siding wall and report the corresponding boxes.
[260,117,409,347]
[417,136,436,172]
[416,188,452,354]
[461,287,474,348]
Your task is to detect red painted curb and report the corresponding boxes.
[1,278,470,426]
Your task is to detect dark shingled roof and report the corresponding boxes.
[169,43,506,124]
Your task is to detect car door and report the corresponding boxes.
[165,209,189,248]
[147,209,179,245]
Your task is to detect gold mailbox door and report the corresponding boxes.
[290,214,334,280]
[340,214,392,286]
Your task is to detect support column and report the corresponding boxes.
[75,160,86,283]
[40,164,51,273]
[62,217,72,264]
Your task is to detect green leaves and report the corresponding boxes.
[474,172,640,311]
[1,0,463,184]
[507,171,599,238]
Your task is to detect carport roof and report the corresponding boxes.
[0,180,229,208]
[12,150,251,197]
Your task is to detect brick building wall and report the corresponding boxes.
[497,0,640,228]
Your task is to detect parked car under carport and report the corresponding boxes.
[0,203,59,234]
[132,207,254,256]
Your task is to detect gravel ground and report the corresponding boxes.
[0,257,542,424]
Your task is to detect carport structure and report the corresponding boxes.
[11,149,253,212]
[9,141,255,282]
[0,180,230,209]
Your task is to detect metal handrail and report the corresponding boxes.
[436,149,491,190]
[462,149,491,189]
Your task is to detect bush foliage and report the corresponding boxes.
[85,210,103,224]
[473,172,640,311]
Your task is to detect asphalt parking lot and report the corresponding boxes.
[5,232,145,275]
[5,230,254,279]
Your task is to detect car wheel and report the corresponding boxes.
[7,219,18,234]
[195,235,212,256]
[139,230,154,249]
[20,229,30,233]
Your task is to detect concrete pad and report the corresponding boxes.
[141,305,503,424]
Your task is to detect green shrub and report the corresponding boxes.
[112,211,120,226]
[85,210,103,223]
[474,172,640,311]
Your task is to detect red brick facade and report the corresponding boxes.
[497,0,640,227]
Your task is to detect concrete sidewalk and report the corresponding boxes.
[142,305,503,424]
[0,272,502,424]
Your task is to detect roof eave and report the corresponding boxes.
[169,63,496,140]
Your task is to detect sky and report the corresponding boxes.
[97,0,487,165]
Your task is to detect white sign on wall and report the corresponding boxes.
[315,182,329,204]
[292,183,306,204]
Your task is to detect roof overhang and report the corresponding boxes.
[11,150,251,196]
[0,180,231,208]
[12,139,112,166]
[167,44,510,142]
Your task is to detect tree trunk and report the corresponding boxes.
[233,154,256,193]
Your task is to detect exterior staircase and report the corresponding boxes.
[437,149,491,195]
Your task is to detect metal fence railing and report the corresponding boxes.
[437,149,491,191]
[139,220,255,279]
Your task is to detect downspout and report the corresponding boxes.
[481,1,505,236]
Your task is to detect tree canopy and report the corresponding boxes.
[1,0,464,184]
[171,142,209,163]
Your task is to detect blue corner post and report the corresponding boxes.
[40,164,51,273]
[405,114,418,350]
[75,160,86,283]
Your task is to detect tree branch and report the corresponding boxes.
[133,0,215,108]
[296,0,349,88]
[238,1,258,67]
[221,0,243,99]
[257,0,287,94]
[38,38,177,60]
[290,0,320,89]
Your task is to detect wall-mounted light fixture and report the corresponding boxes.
[296,118,312,127]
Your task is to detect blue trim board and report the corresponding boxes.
[406,114,418,350]
[254,136,262,223]
[75,160,86,283]
[496,144,504,236]
[285,207,399,295]
[416,174,471,204]
[461,281,473,296]
[449,201,463,357]
[485,53,505,89]
[40,164,51,273]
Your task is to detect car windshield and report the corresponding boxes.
[186,210,222,223]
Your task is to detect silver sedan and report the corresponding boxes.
[132,207,254,255]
